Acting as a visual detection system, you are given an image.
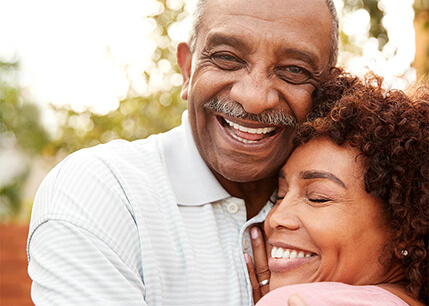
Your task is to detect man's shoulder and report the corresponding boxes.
[77,136,161,160]
[36,135,170,203]
[30,134,174,240]
[61,135,165,173]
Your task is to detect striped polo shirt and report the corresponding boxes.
[27,111,273,305]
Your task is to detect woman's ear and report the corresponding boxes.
[177,42,193,100]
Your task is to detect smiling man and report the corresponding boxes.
[177,0,335,218]
[27,0,338,305]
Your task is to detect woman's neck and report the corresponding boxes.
[377,283,424,306]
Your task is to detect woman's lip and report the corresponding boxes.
[268,240,316,255]
[268,256,317,273]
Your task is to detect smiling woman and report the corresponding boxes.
[248,71,428,305]
[267,138,394,286]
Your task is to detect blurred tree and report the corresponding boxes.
[413,0,429,77]
[53,0,187,155]
[342,0,428,78]
[51,88,185,155]
[54,0,424,156]
[3,0,424,220]
[0,61,50,154]
[0,60,50,221]
[342,0,388,51]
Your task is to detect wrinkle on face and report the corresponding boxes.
[182,0,332,186]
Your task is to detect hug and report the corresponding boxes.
[27,0,427,304]
[249,71,428,305]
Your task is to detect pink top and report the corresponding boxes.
[256,282,408,306]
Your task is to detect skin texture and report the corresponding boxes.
[177,0,332,217]
[264,138,402,289]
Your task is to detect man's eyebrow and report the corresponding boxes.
[206,33,248,50]
[300,170,346,188]
[278,169,285,179]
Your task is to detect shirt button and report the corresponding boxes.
[243,238,250,250]
[226,202,239,214]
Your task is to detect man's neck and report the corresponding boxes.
[213,172,277,220]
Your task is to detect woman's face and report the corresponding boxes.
[265,137,393,290]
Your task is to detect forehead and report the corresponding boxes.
[207,0,330,24]
[197,0,332,63]
[284,138,363,182]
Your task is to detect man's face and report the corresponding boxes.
[178,0,332,183]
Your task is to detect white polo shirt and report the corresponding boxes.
[27,111,273,305]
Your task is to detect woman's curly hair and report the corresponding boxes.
[296,69,428,303]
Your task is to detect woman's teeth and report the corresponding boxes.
[224,118,276,134]
[271,246,314,259]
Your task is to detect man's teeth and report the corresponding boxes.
[271,246,314,259]
[231,134,258,144]
[224,118,275,134]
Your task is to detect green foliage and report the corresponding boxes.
[2,0,418,220]
[52,89,186,155]
[52,0,187,155]
[0,60,50,221]
[0,169,30,219]
[414,0,429,14]
[342,0,388,53]
[0,61,50,154]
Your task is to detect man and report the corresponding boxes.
[27,0,337,304]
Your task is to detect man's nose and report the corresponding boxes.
[230,68,280,114]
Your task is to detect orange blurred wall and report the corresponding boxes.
[0,224,33,306]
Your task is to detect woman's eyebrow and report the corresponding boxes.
[299,170,346,188]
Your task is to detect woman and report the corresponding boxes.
[246,72,428,305]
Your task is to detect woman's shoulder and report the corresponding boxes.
[256,282,409,306]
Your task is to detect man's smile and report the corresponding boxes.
[217,116,282,145]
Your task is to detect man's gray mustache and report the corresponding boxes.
[204,97,297,127]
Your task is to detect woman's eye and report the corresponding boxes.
[270,194,285,204]
[211,53,244,70]
[275,65,311,84]
[309,198,329,203]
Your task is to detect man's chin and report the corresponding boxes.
[213,164,278,184]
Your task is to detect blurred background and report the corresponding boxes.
[0,0,428,304]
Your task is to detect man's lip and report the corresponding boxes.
[217,114,283,129]
[216,116,285,146]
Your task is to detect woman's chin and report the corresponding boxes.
[269,277,301,291]
[269,274,317,291]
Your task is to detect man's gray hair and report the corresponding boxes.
[188,0,339,67]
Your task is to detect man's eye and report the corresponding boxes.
[275,65,311,84]
[287,66,303,74]
[211,53,244,70]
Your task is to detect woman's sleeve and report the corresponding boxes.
[256,282,408,306]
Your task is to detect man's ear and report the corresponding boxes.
[177,42,193,100]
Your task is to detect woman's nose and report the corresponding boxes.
[230,68,280,115]
[268,199,301,231]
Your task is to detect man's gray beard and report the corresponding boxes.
[204,96,297,127]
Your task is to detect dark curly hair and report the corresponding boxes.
[295,70,429,303]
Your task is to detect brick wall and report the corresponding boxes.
[0,224,33,306]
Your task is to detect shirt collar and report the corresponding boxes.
[160,110,231,206]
